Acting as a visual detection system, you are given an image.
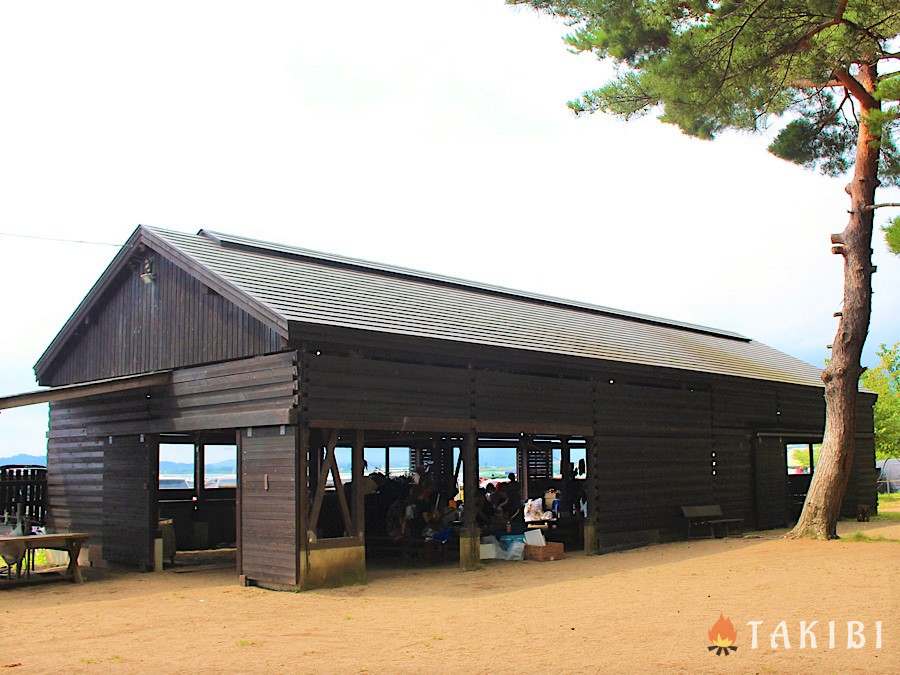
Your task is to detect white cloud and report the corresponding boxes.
[1,0,897,456]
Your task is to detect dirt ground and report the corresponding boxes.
[2,515,898,675]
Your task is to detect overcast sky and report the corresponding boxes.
[1,1,898,457]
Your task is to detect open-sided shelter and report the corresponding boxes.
[0,226,877,589]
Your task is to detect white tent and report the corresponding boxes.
[876,458,900,494]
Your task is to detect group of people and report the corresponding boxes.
[356,470,529,545]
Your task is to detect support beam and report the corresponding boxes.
[560,435,573,517]
[352,429,365,541]
[297,425,310,582]
[584,435,599,554]
[518,436,531,501]
[460,431,480,571]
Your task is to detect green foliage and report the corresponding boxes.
[861,342,900,459]
[789,444,822,470]
[846,531,900,543]
[510,0,900,184]
[885,216,900,255]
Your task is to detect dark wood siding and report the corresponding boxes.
[42,252,286,386]
[843,435,877,515]
[299,345,879,535]
[753,435,789,529]
[102,435,157,568]
[712,433,755,525]
[305,353,591,435]
[240,425,298,587]
[843,393,877,516]
[305,354,471,431]
[594,436,713,534]
[475,370,591,435]
[46,353,298,566]
[47,352,297,440]
[592,385,714,534]
[595,383,711,437]
[46,434,105,547]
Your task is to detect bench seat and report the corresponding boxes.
[680,505,743,539]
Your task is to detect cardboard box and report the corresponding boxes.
[524,542,565,561]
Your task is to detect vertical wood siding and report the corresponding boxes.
[42,253,285,386]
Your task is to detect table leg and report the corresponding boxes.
[66,542,84,583]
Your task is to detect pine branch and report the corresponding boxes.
[792,79,844,88]
[863,203,900,211]
[778,0,848,55]
[833,69,878,109]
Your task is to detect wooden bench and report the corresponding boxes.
[680,505,743,539]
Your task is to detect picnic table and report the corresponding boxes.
[0,532,90,583]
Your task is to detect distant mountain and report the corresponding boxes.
[0,453,46,467]
[160,459,236,475]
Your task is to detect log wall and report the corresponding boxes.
[46,353,297,565]
[300,347,876,537]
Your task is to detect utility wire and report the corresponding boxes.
[0,231,122,247]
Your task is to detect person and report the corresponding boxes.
[486,482,508,512]
[504,472,521,511]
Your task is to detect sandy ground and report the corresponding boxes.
[1,516,898,675]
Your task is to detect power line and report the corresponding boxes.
[0,231,122,247]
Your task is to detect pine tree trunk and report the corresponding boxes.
[787,65,879,540]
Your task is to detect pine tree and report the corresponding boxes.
[510,0,899,537]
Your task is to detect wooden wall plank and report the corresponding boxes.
[240,425,298,587]
[42,254,286,386]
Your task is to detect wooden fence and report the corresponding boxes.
[0,465,47,526]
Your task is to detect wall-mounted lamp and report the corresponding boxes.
[139,257,155,284]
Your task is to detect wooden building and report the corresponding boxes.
[0,226,877,589]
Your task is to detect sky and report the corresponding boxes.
[0,1,898,458]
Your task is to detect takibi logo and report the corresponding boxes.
[708,613,738,655]
[705,614,884,654]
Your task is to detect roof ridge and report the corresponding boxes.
[189,227,749,342]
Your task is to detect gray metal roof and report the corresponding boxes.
[147,226,825,387]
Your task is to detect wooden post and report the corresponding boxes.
[194,441,205,501]
[460,431,480,570]
[235,429,242,577]
[352,429,365,541]
[560,436,572,480]
[308,430,321,508]
[585,379,600,554]
[560,435,572,516]
[519,436,530,501]
[584,435,599,554]
[297,425,310,585]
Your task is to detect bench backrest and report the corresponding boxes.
[681,504,723,519]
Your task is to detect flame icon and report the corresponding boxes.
[707,613,738,655]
